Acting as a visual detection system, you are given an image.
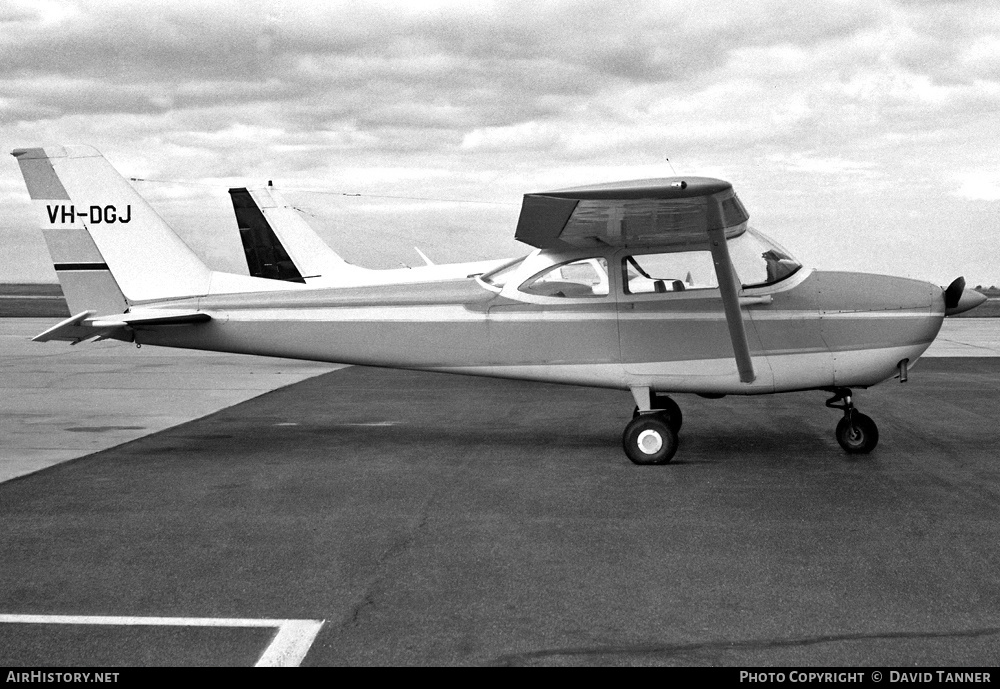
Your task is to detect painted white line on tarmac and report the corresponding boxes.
[0,614,325,667]
[255,619,326,667]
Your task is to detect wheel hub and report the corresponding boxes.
[636,429,663,454]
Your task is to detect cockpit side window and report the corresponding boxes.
[728,228,802,288]
[622,250,719,294]
[519,258,610,298]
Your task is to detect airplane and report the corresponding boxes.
[12,144,987,465]
[227,184,514,286]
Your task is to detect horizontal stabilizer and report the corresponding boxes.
[89,311,212,328]
[33,310,211,344]
[32,311,97,343]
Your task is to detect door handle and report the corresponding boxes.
[739,295,772,307]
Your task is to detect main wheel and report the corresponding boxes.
[835,412,879,454]
[622,415,679,465]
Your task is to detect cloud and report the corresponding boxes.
[766,154,877,176]
[4,0,1000,284]
[954,171,1000,201]
[461,121,561,151]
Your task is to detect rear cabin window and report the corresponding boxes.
[519,258,609,298]
[622,251,719,294]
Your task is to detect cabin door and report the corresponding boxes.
[615,248,774,390]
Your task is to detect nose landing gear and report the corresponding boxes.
[826,388,879,454]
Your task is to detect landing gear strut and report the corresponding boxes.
[826,388,879,454]
[624,393,681,465]
[631,393,683,431]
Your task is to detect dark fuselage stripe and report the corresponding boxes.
[54,262,110,271]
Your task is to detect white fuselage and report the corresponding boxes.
[129,247,945,396]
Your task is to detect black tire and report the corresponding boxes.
[835,413,879,454]
[622,415,679,465]
[652,394,683,432]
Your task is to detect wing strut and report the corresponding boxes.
[707,227,755,383]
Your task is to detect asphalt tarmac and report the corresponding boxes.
[1,353,999,666]
[0,320,339,482]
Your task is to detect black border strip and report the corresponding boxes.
[53,262,110,271]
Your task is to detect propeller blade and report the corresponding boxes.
[944,276,987,316]
[944,276,966,310]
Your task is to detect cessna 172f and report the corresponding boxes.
[12,145,986,465]
[227,185,514,286]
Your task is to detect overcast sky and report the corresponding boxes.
[3,0,998,286]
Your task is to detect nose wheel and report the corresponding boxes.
[826,389,879,454]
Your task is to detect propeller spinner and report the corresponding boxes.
[944,276,987,316]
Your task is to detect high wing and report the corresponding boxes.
[514,177,749,250]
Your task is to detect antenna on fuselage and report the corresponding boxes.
[666,157,677,176]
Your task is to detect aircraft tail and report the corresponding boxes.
[12,145,216,312]
[228,186,367,286]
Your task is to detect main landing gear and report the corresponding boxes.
[622,388,878,464]
[623,393,682,465]
[622,388,879,464]
[826,388,879,454]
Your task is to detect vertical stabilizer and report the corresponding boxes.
[12,146,214,305]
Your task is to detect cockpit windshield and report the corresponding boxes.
[728,227,802,288]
